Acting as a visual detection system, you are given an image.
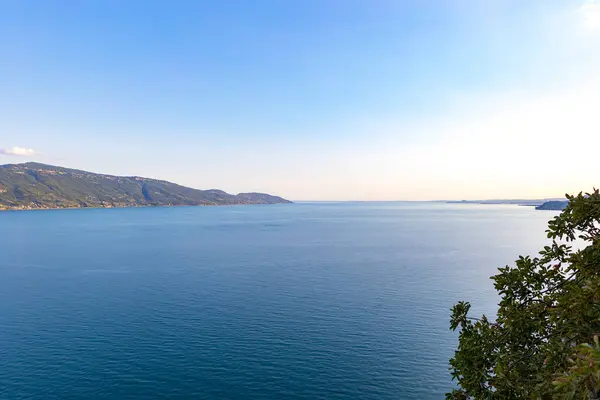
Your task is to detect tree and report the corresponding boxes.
[448,189,600,399]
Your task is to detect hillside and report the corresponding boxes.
[0,163,291,210]
[535,200,569,210]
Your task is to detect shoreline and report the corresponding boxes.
[0,202,290,213]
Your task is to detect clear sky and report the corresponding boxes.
[1,1,599,200]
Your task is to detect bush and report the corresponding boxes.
[448,189,600,399]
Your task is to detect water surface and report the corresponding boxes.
[0,202,555,399]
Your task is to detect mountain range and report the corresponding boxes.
[0,163,291,211]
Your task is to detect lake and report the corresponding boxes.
[0,202,555,399]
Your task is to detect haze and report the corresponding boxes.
[1,1,599,200]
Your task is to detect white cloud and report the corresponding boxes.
[0,146,37,156]
[580,0,600,32]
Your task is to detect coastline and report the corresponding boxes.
[0,202,290,213]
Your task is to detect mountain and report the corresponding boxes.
[446,198,566,206]
[535,200,569,211]
[0,163,291,210]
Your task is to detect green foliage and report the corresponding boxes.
[448,189,600,399]
[0,162,290,210]
[553,336,600,398]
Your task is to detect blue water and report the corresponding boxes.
[0,202,555,399]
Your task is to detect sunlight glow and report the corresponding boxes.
[580,0,600,32]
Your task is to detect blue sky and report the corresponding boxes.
[1,0,599,200]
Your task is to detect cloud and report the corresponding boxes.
[0,146,37,156]
[580,0,600,32]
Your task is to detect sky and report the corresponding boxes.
[1,0,599,201]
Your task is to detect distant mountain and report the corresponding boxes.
[535,200,569,211]
[0,163,291,210]
[447,198,567,207]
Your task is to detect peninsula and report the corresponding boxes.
[0,163,291,211]
[534,200,569,211]
[447,198,568,210]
